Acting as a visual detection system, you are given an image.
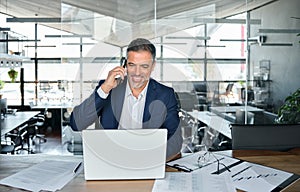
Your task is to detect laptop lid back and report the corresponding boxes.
[82,129,167,180]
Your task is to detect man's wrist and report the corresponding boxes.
[97,86,109,99]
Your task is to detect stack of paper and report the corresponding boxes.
[152,171,236,192]
[164,151,297,192]
[0,160,83,192]
[230,162,294,192]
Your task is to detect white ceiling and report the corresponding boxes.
[0,0,277,47]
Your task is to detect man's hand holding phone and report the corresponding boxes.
[101,65,126,94]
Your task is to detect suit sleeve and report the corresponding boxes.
[70,81,106,131]
[164,89,183,158]
[163,89,180,138]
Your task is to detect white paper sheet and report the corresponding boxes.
[152,171,236,192]
[230,162,293,192]
[0,160,83,192]
[166,151,296,192]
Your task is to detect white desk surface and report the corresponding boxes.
[188,111,232,138]
[30,104,73,109]
[210,106,264,113]
[1,111,40,136]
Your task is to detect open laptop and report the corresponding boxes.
[82,129,168,180]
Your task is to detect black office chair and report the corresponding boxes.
[21,113,47,153]
[27,113,47,145]
[3,124,29,154]
[4,113,46,154]
[176,92,199,112]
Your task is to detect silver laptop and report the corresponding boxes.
[82,129,168,180]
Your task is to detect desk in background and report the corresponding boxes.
[210,105,279,125]
[210,105,272,124]
[188,111,232,139]
[0,149,299,192]
[210,106,264,114]
[1,111,40,136]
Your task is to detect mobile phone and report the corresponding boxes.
[115,57,127,84]
[120,57,127,68]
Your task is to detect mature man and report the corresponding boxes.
[70,38,182,159]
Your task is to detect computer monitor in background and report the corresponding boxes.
[217,82,234,96]
[225,83,234,95]
[0,98,7,118]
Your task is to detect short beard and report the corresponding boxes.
[128,76,149,89]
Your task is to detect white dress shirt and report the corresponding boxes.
[97,82,148,129]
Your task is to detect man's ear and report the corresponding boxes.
[151,60,156,71]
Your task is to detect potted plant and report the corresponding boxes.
[275,88,300,124]
[8,68,18,82]
[0,80,4,99]
[0,80,4,90]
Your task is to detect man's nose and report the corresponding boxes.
[134,66,141,75]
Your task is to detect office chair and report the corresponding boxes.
[176,92,199,112]
[27,113,47,145]
[21,113,47,153]
[63,126,83,155]
[3,124,30,154]
[4,114,46,154]
[179,109,206,153]
[231,124,300,151]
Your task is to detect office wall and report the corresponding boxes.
[250,0,300,112]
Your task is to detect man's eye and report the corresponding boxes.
[141,65,149,69]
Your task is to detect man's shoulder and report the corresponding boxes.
[150,78,174,91]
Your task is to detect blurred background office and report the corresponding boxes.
[0,0,299,155]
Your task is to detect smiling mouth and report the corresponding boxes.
[132,76,143,82]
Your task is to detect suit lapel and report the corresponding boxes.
[110,78,127,126]
[143,79,157,127]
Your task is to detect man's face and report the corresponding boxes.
[126,50,155,89]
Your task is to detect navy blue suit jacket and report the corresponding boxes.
[70,78,182,157]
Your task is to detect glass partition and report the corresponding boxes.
[58,1,251,108]
[1,1,299,149]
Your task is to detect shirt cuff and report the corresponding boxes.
[97,86,109,99]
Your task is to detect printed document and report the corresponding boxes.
[0,160,83,192]
[166,151,296,192]
[152,171,236,192]
[230,162,293,192]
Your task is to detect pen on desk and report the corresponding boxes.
[231,165,252,178]
[73,162,82,174]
